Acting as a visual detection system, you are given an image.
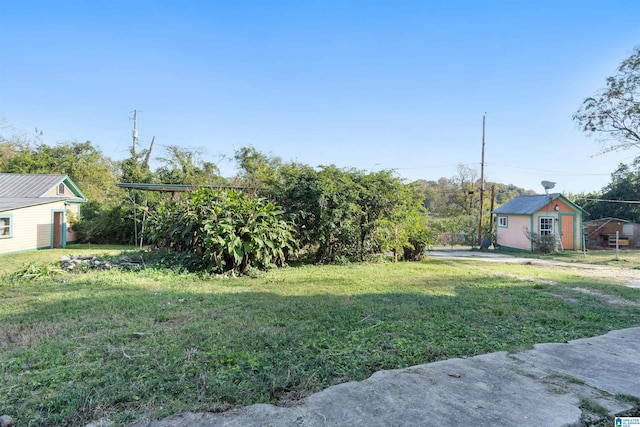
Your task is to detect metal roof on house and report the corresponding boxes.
[0,197,66,212]
[492,193,564,215]
[0,174,87,212]
[0,173,68,198]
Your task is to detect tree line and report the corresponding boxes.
[571,45,640,222]
[0,123,533,271]
[2,44,638,267]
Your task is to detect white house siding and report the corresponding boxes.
[0,201,66,255]
[496,215,531,251]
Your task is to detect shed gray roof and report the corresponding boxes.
[0,173,68,198]
[492,193,563,215]
[0,197,66,212]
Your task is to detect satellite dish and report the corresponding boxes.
[541,180,556,195]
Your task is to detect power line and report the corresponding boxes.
[583,198,640,204]
[377,162,610,177]
[488,163,610,176]
[392,163,480,171]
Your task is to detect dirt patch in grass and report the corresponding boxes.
[544,292,581,304]
[538,285,640,308]
[571,287,640,308]
[0,322,66,349]
[476,261,640,307]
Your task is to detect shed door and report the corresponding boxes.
[561,215,574,250]
[53,212,63,248]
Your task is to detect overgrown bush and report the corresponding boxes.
[523,229,557,253]
[73,201,136,244]
[143,189,296,274]
[272,165,431,263]
[403,225,437,261]
[536,234,558,253]
[376,208,435,262]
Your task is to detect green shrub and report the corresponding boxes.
[523,230,557,253]
[537,234,558,253]
[143,189,297,274]
[73,201,136,245]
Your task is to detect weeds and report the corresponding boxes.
[7,261,64,281]
[579,396,610,419]
[548,371,586,385]
[616,394,640,405]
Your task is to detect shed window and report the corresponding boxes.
[539,217,554,236]
[0,216,12,238]
[57,183,65,195]
[498,216,508,227]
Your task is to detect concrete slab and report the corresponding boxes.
[512,328,640,397]
[132,328,640,427]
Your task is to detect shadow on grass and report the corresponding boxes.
[1,265,640,426]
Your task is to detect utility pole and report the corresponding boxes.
[131,109,139,246]
[488,184,496,241]
[477,113,486,247]
[132,109,139,157]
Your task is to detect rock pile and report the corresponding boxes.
[59,255,113,271]
[58,255,147,271]
[0,415,16,427]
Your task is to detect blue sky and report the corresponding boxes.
[1,0,639,194]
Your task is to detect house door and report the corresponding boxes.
[561,215,575,250]
[53,212,63,248]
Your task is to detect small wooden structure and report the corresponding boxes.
[492,193,584,252]
[583,217,638,248]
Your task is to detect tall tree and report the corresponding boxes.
[573,46,640,153]
[156,145,227,185]
[579,157,640,222]
[234,146,283,190]
[119,148,155,184]
[0,139,119,206]
[233,147,432,263]
[447,164,480,216]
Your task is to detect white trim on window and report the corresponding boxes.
[539,216,554,236]
[0,214,12,238]
[497,216,508,227]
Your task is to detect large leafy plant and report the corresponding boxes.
[143,189,296,274]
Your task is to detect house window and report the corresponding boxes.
[497,216,508,227]
[57,183,65,195]
[0,215,12,238]
[539,217,554,236]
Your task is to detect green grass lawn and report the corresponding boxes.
[2,247,640,426]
